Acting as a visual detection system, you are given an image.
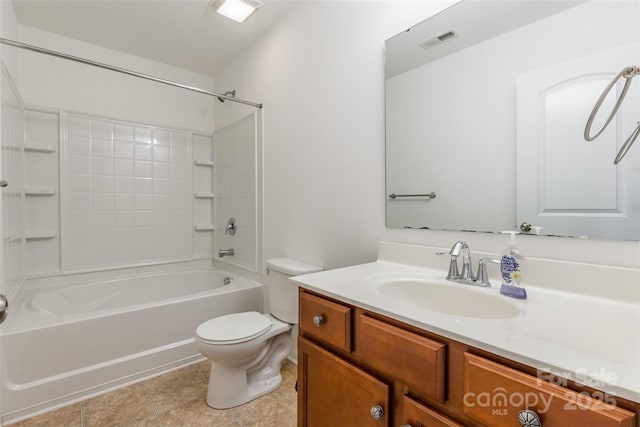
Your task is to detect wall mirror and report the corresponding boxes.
[385,0,640,240]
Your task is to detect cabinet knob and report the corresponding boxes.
[370,405,384,421]
[518,409,542,427]
[0,180,8,188]
[312,315,324,327]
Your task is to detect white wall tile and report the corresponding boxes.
[153,145,169,162]
[91,120,113,139]
[91,138,113,158]
[114,124,134,141]
[115,211,135,227]
[67,135,91,156]
[134,177,153,194]
[92,193,114,210]
[91,157,114,175]
[135,194,153,210]
[92,211,114,228]
[134,143,152,161]
[135,160,152,178]
[152,178,171,194]
[68,155,91,174]
[115,176,134,193]
[92,175,114,193]
[115,141,134,159]
[153,162,170,178]
[154,130,170,146]
[115,194,135,210]
[68,174,91,192]
[62,113,192,271]
[115,159,134,176]
[134,127,151,144]
[214,115,257,271]
[66,116,91,136]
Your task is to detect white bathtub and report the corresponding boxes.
[0,268,263,424]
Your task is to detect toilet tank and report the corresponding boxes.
[266,258,323,323]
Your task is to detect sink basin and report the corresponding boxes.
[373,277,521,319]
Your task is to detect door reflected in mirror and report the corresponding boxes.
[385,0,640,240]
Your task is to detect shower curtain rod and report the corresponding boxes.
[0,38,263,109]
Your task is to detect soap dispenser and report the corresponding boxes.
[499,231,527,299]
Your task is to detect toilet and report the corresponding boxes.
[195,258,322,409]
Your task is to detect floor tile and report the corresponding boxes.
[159,399,240,427]
[11,360,298,427]
[10,403,82,427]
[83,383,157,426]
[232,394,279,427]
[144,364,208,415]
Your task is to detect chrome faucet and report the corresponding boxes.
[475,258,501,287]
[437,241,493,287]
[218,248,234,258]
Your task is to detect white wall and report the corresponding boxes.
[15,25,215,132]
[215,1,457,270]
[214,0,640,272]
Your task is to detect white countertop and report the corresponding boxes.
[292,252,640,403]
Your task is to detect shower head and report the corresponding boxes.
[217,90,236,103]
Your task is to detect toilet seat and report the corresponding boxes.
[196,311,272,344]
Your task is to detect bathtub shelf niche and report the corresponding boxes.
[192,132,214,260]
[194,192,214,199]
[25,230,58,240]
[25,187,57,196]
[194,225,214,231]
[194,160,214,167]
[24,144,57,153]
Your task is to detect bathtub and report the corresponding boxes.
[0,268,263,424]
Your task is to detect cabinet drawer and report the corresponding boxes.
[299,291,352,352]
[463,353,637,427]
[401,395,463,427]
[356,314,446,402]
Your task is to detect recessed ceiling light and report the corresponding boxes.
[210,0,262,23]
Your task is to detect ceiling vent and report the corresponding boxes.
[418,30,459,50]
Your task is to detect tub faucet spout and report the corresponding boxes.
[218,248,234,258]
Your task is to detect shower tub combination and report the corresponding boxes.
[0,268,263,424]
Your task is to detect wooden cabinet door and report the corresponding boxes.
[400,395,464,427]
[298,337,390,427]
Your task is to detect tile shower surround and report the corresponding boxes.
[214,115,257,272]
[61,113,193,272]
[11,360,297,426]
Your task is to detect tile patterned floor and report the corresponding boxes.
[12,360,297,427]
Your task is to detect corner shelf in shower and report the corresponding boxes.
[194,225,215,231]
[24,144,56,153]
[25,230,58,240]
[194,192,214,199]
[193,160,214,167]
[25,187,57,196]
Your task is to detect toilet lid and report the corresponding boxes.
[196,311,272,344]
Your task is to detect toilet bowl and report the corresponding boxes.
[195,258,322,409]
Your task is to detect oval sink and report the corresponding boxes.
[375,279,521,319]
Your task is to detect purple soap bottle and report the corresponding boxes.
[499,231,527,300]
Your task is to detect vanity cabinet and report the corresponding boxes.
[298,289,639,427]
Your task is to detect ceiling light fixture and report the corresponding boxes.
[210,0,262,23]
